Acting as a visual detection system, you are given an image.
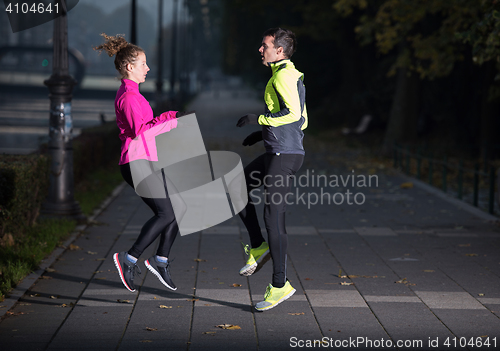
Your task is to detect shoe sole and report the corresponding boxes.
[239,250,270,276]
[255,288,296,312]
[145,260,177,291]
[113,253,136,293]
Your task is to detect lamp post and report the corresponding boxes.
[170,0,178,99]
[42,0,84,221]
[130,0,137,45]
[156,0,164,108]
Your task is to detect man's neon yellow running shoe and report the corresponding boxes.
[239,242,270,276]
[255,281,296,311]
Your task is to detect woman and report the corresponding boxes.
[94,34,179,293]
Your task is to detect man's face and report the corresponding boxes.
[259,35,282,66]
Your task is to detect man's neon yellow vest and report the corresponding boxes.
[258,59,308,155]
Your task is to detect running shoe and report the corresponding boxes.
[255,281,296,311]
[239,242,270,276]
[145,256,177,291]
[113,252,141,292]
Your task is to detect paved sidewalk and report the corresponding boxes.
[1,166,500,350]
[1,88,500,350]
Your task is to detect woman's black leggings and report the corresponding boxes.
[120,163,178,258]
[238,153,304,288]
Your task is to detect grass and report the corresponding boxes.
[0,165,123,301]
[75,166,123,216]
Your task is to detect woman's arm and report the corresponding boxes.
[119,92,177,137]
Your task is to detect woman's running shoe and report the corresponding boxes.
[113,252,141,292]
[145,256,177,291]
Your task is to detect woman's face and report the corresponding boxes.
[127,52,150,84]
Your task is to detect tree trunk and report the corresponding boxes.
[479,62,500,160]
[382,66,420,154]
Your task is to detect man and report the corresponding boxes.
[236,27,308,311]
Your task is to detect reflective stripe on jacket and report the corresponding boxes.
[258,59,308,155]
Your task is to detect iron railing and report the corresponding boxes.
[393,144,498,215]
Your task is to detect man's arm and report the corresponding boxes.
[258,72,303,127]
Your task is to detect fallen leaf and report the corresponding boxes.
[45,268,56,273]
[117,299,130,303]
[29,294,41,298]
[218,282,225,284]
[204,304,211,306]
[78,258,85,261]
[340,281,354,286]
[69,244,81,251]
[216,324,241,330]
[305,278,313,280]
[94,271,103,274]
[466,253,478,257]
[41,276,53,280]
[95,277,107,280]
[140,340,152,343]
[87,251,97,255]
[6,311,26,316]
[231,284,242,287]
[153,296,158,300]
[50,295,59,299]
[213,267,218,270]
[145,327,157,331]
[478,293,485,297]
[194,258,207,262]
[400,182,414,189]
[159,305,172,309]
[288,312,305,315]
[423,270,435,273]
[186,298,199,302]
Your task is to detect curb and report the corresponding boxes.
[400,173,499,223]
[0,182,127,320]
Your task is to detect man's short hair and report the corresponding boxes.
[263,27,297,59]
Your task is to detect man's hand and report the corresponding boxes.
[176,110,195,118]
[236,114,258,127]
[242,131,263,146]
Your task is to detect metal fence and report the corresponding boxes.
[393,144,498,215]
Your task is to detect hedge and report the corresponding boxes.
[0,121,121,237]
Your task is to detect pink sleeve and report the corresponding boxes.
[120,92,178,137]
[128,118,178,162]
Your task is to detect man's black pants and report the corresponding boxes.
[238,153,304,288]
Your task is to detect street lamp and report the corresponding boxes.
[42,0,84,221]
[170,0,178,99]
[131,0,137,45]
[156,0,164,108]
